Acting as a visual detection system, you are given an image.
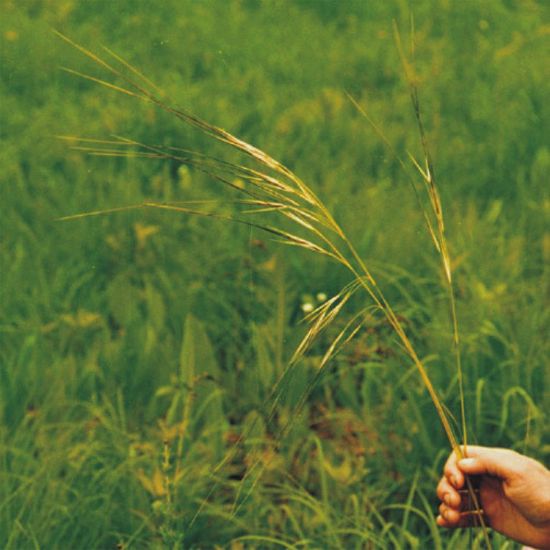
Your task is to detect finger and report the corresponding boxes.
[443,449,465,489]
[438,503,462,526]
[436,477,461,509]
[437,506,483,529]
[436,514,469,529]
[457,446,526,481]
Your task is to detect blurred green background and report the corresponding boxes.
[1,0,548,548]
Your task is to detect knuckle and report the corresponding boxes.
[443,462,456,478]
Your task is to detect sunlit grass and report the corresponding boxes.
[1,1,548,548]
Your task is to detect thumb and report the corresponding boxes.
[457,447,523,481]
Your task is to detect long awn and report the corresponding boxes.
[56,29,489,546]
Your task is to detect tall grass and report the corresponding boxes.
[2,3,547,547]
[55,24,493,543]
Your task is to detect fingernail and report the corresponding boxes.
[458,458,476,468]
[451,475,458,487]
[444,493,451,506]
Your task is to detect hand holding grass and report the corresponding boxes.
[437,446,550,549]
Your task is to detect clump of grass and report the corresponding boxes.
[55,28,489,546]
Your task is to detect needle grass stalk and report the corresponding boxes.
[56,31,490,546]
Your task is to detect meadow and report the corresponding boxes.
[1,1,548,548]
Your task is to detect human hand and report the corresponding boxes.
[436,446,550,549]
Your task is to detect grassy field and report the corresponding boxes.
[1,1,548,548]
